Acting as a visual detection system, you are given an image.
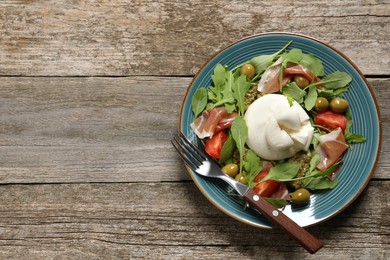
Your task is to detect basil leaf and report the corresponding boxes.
[261,163,300,182]
[191,88,208,118]
[231,116,248,174]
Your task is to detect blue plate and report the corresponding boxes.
[179,33,381,228]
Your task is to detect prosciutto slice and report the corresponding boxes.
[270,183,291,201]
[316,128,348,171]
[258,63,324,93]
[190,107,237,139]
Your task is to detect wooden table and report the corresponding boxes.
[1,1,389,259]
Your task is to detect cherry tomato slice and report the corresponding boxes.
[315,110,347,132]
[253,171,280,197]
[204,130,228,159]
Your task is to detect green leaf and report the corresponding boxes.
[219,134,236,164]
[231,116,248,174]
[304,85,318,111]
[345,134,366,144]
[344,109,353,134]
[249,41,292,74]
[283,82,306,104]
[263,197,287,208]
[191,88,208,118]
[207,66,236,111]
[243,150,262,188]
[232,74,251,116]
[309,153,321,172]
[281,48,303,67]
[300,53,324,77]
[302,174,339,190]
[261,163,300,182]
[343,110,366,144]
[211,64,226,89]
[322,71,352,89]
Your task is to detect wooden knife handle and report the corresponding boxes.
[243,188,324,254]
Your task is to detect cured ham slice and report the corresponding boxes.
[270,183,291,201]
[258,63,324,93]
[214,111,238,133]
[316,128,348,171]
[190,107,237,139]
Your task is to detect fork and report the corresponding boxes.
[171,131,324,254]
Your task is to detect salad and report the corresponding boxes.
[190,41,366,208]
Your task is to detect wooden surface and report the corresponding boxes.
[0,1,389,259]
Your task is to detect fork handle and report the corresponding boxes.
[243,188,323,254]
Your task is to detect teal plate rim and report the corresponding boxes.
[178,32,382,229]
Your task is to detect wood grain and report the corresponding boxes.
[0,1,389,258]
[0,0,389,76]
[0,77,387,183]
[0,181,387,259]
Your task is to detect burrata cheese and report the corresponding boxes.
[244,94,314,160]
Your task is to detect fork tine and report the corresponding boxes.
[171,136,200,171]
[177,131,208,162]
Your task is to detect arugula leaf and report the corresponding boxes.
[279,48,303,91]
[191,88,208,118]
[207,65,236,111]
[344,110,366,144]
[322,71,352,89]
[211,64,226,89]
[300,53,324,77]
[282,82,306,104]
[261,163,300,182]
[281,48,303,67]
[243,150,262,188]
[231,116,248,174]
[309,153,321,172]
[304,85,318,111]
[249,41,292,74]
[345,134,366,144]
[264,197,287,208]
[302,173,339,190]
[232,74,251,116]
[219,134,236,164]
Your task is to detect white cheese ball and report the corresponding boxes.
[244,94,314,160]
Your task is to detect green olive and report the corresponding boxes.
[222,163,239,178]
[292,188,310,204]
[294,75,310,89]
[315,97,329,112]
[330,97,349,113]
[235,173,248,185]
[240,63,255,80]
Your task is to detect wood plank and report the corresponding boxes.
[0,77,388,183]
[0,0,389,76]
[0,181,387,259]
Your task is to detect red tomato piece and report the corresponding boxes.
[315,110,347,132]
[204,130,228,159]
[253,171,280,197]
